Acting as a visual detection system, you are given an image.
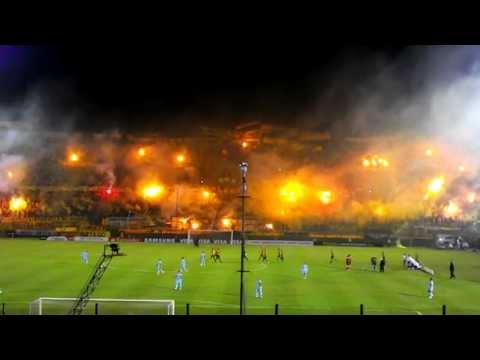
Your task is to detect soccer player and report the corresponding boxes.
[216,247,222,263]
[301,263,309,279]
[174,270,184,291]
[406,254,414,269]
[255,279,263,299]
[405,255,435,275]
[329,250,335,264]
[379,256,385,273]
[371,256,377,271]
[180,257,188,272]
[156,258,165,275]
[81,250,89,264]
[243,249,249,261]
[277,248,284,262]
[345,254,352,271]
[428,278,434,299]
[211,248,217,262]
[200,251,207,267]
[259,247,268,263]
[449,260,455,279]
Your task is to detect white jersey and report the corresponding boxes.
[406,256,421,269]
[81,252,89,263]
[255,280,263,298]
[200,252,206,267]
[302,264,308,273]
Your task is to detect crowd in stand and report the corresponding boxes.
[0,192,151,220]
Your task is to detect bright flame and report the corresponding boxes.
[363,156,389,168]
[467,192,476,203]
[377,158,389,167]
[444,201,460,217]
[318,190,332,205]
[265,223,274,230]
[202,190,211,199]
[142,184,164,199]
[242,141,248,149]
[7,171,13,179]
[374,206,385,217]
[425,149,433,157]
[180,218,188,225]
[280,182,305,203]
[69,153,79,162]
[221,218,232,228]
[9,196,27,212]
[427,176,444,194]
[458,165,465,173]
[138,148,146,157]
[191,221,200,230]
[176,154,186,164]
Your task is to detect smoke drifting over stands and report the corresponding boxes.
[1,45,480,230]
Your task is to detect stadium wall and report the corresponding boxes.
[114,230,394,247]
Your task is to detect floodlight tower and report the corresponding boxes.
[239,161,249,315]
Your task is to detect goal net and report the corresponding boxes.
[29,298,175,315]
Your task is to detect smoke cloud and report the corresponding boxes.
[2,46,480,228]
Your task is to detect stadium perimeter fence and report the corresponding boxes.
[0,301,459,315]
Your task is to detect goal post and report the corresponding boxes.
[29,298,175,315]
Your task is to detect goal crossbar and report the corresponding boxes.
[29,297,175,315]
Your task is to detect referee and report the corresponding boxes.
[449,260,456,279]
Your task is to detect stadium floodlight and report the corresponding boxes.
[239,161,248,177]
[29,298,175,315]
[238,161,249,315]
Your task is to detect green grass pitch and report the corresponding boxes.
[1,239,480,315]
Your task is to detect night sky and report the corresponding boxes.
[0,44,408,133]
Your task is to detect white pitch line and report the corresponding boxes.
[416,311,423,315]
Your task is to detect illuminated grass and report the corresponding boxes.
[0,239,478,315]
